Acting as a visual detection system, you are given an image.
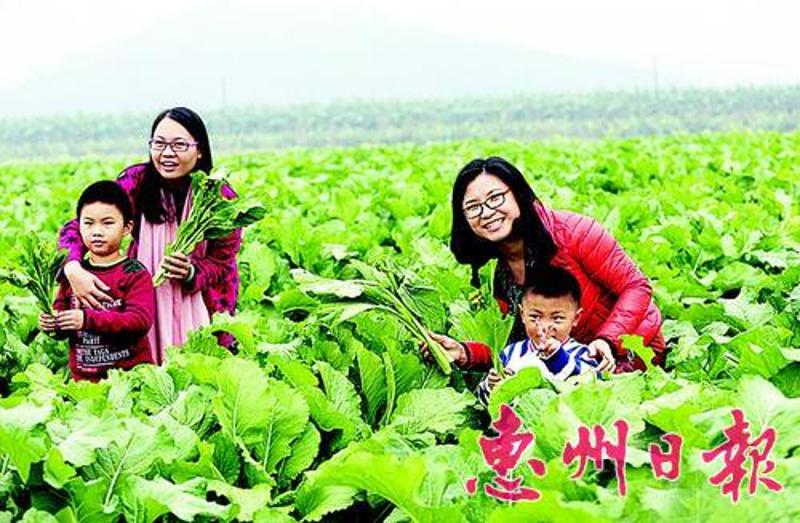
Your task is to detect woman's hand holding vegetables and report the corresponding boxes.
[421,332,467,367]
[159,253,194,281]
[64,260,112,309]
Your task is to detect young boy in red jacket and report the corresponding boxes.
[39,181,156,381]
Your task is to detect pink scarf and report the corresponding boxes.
[138,187,210,363]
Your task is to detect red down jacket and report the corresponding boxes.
[463,203,666,372]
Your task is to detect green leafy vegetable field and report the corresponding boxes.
[1,132,798,521]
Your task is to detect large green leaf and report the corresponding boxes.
[296,431,464,522]
[268,355,318,389]
[169,440,228,484]
[315,362,364,424]
[390,388,473,437]
[64,478,116,523]
[640,382,735,449]
[133,365,177,414]
[356,346,387,425]
[47,407,142,471]
[771,362,800,398]
[19,508,59,523]
[240,242,278,302]
[279,423,321,484]
[734,376,800,456]
[640,461,800,521]
[43,448,76,489]
[720,287,775,330]
[0,400,51,482]
[290,269,366,298]
[207,481,272,522]
[488,491,615,523]
[298,362,370,450]
[82,418,181,510]
[487,367,546,418]
[119,477,232,522]
[254,380,309,475]
[212,357,272,446]
[725,326,791,378]
[212,357,310,476]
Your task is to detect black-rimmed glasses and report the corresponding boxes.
[463,190,510,219]
[148,139,198,153]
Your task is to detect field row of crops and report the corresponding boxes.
[2,85,799,160]
[1,132,799,521]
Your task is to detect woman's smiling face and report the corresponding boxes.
[462,172,520,243]
[150,117,202,180]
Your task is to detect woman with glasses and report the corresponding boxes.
[58,107,242,363]
[424,156,666,374]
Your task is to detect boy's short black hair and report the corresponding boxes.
[522,265,582,304]
[77,181,133,223]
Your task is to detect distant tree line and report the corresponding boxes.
[1,85,798,161]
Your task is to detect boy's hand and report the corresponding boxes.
[538,337,561,358]
[56,310,84,331]
[160,253,194,281]
[533,320,560,358]
[38,313,56,332]
[486,368,515,391]
[421,332,467,367]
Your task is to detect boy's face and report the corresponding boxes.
[520,291,582,344]
[79,202,132,257]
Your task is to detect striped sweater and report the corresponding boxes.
[476,338,600,404]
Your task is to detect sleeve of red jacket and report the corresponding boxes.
[183,184,243,294]
[58,164,145,263]
[462,340,493,371]
[83,270,155,337]
[567,214,652,354]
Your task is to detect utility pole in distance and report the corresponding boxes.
[221,77,227,108]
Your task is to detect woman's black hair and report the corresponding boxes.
[450,156,557,287]
[137,107,213,224]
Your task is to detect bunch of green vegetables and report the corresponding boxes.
[0,235,66,315]
[291,260,454,374]
[153,170,266,286]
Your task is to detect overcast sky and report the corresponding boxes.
[1,0,798,92]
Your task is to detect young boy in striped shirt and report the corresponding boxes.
[477,265,599,404]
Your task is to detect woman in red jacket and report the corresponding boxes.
[429,156,666,373]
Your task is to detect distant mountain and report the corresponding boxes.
[0,5,661,117]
